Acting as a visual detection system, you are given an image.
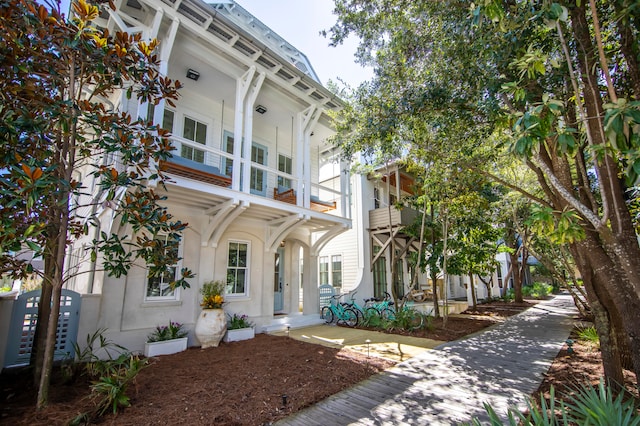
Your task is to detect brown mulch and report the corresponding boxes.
[3,299,628,426]
[534,329,638,405]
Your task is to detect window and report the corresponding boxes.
[319,255,342,290]
[146,234,181,300]
[331,255,342,289]
[394,252,404,299]
[319,256,329,285]
[250,143,267,195]
[181,116,207,163]
[146,105,174,132]
[226,241,249,296]
[277,154,292,189]
[374,187,380,209]
[372,246,387,299]
[497,265,503,288]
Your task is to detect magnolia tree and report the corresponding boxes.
[0,0,192,407]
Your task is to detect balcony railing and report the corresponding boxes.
[369,206,418,230]
[163,136,340,212]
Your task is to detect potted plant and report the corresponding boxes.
[144,321,188,357]
[224,313,255,342]
[194,280,227,348]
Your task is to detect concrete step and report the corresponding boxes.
[262,313,325,333]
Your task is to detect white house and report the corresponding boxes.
[60,0,352,351]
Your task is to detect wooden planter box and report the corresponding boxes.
[144,337,188,357]
[224,327,255,342]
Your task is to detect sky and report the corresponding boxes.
[57,0,372,88]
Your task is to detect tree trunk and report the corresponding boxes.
[613,1,640,99]
[431,269,440,318]
[569,1,640,383]
[509,249,523,303]
[430,205,440,317]
[31,228,58,387]
[469,273,477,310]
[573,246,624,387]
[36,283,62,409]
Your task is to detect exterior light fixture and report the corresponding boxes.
[255,105,267,114]
[566,339,574,355]
[186,69,200,81]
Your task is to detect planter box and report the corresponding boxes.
[144,337,188,357]
[224,327,255,342]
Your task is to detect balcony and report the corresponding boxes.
[369,206,418,231]
[160,136,341,214]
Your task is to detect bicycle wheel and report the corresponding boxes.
[365,307,380,319]
[343,307,358,327]
[321,306,334,324]
[380,307,395,321]
[408,311,424,331]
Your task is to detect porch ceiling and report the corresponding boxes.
[157,180,349,233]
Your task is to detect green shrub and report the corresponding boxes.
[389,306,421,331]
[361,309,389,329]
[63,328,127,382]
[523,282,553,299]
[566,379,640,426]
[502,288,515,302]
[576,326,600,349]
[66,330,148,424]
[90,353,148,416]
[465,379,640,426]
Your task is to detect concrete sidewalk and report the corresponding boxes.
[271,323,446,362]
[275,294,578,425]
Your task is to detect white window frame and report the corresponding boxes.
[331,254,343,289]
[226,240,250,298]
[319,256,329,285]
[181,115,208,163]
[277,153,293,189]
[144,234,183,301]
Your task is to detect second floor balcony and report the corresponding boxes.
[157,135,348,218]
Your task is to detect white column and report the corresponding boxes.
[241,73,265,194]
[303,250,320,315]
[340,158,350,219]
[232,68,256,191]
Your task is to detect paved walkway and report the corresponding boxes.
[275,294,578,425]
[271,323,446,362]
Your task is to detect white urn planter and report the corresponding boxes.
[144,337,188,357]
[195,309,227,348]
[224,327,255,343]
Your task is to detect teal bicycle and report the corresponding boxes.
[364,292,395,320]
[341,291,372,320]
[321,295,359,327]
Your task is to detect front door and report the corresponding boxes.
[274,247,284,312]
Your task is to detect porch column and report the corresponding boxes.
[232,67,259,191]
[340,158,350,219]
[302,250,320,315]
[152,17,179,126]
[262,247,275,317]
[289,242,302,313]
[296,106,321,208]
[240,72,265,194]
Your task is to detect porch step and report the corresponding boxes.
[262,313,325,334]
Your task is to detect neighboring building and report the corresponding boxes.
[317,161,468,310]
[63,0,351,351]
[318,160,518,311]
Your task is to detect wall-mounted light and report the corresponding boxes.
[186,69,200,81]
[255,105,267,114]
